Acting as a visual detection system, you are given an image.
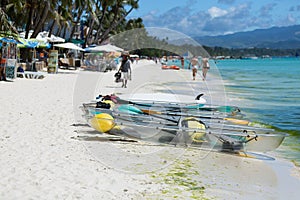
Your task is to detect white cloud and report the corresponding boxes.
[208,7,228,18]
[137,2,300,37]
[287,14,297,24]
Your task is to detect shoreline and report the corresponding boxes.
[0,60,299,199]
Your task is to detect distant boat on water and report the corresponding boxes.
[242,54,259,60]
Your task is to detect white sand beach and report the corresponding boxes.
[1,60,300,199]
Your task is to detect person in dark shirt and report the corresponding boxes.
[118,51,131,88]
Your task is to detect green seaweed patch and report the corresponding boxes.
[161,189,169,194]
[190,186,205,191]
[292,160,300,167]
[173,172,187,178]
[250,121,299,137]
[290,146,300,151]
[150,158,213,199]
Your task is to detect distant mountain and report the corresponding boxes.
[193,25,300,49]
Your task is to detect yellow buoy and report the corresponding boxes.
[90,113,115,133]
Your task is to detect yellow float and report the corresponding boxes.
[90,113,115,133]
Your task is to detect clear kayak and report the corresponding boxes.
[81,102,287,154]
[94,94,240,114]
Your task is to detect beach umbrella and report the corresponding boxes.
[104,44,124,52]
[54,42,84,51]
[37,31,65,43]
[26,40,39,48]
[86,44,123,52]
[19,30,64,44]
[86,45,115,52]
[17,38,51,48]
[0,36,22,44]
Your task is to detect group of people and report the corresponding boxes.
[115,52,210,88]
[189,57,210,81]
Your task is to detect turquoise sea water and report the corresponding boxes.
[215,57,300,164]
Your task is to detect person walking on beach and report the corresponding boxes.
[189,57,199,80]
[0,56,7,81]
[201,57,210,81]
[181,57,185,68]
[118,51,131,88]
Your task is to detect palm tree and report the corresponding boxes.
[97,0,139,44]
[0,0,18,36]
[82,0,139,46]
[2,0,143,47]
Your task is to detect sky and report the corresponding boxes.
[127,0,300,37]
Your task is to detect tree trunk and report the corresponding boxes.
[70,8,84,39]
[25,1,34,39]
[48,19,56,37]
[95,3,108,43]
[31,2,50,38]
[84,18,95,47]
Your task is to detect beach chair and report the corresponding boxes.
[82,59,97,71]
[58,58,70,69]
[17,71,45,79]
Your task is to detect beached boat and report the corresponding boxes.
[161,65,180,70]
[80,97,287,154]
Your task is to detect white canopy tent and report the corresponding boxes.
[19,30,65,43]
[87,44,124,52]
[104,44,124,52]
[54,42,84,51]
[38,31,65,43]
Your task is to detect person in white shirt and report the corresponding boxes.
[189,57,199,80]
[201,58,210,81]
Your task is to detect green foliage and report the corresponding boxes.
[204,46,300,58]
[0,6,18,34]
[0,0,142,45]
